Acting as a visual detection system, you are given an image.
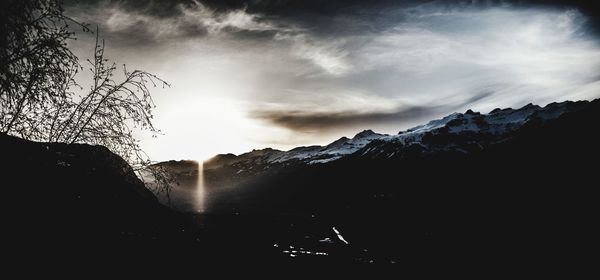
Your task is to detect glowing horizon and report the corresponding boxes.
[64,1,600,162]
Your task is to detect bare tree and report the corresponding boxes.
[0,0,173,199]
[0,0,82,136]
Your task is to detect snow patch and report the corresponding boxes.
[214,100,583,167]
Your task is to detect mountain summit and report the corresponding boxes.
[205,99,592,171]
[200,98,599,266]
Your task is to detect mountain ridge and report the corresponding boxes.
[198,97,600,266]
[205,99,594,171]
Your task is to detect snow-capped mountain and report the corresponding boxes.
[204,100,591,172]
[199,98,599,266]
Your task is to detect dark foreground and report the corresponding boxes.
[2,100,599,273]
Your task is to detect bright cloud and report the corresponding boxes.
[65,2,600,161]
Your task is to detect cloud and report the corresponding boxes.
[66,0,295,46]
[274,33,351,76]
[64,1,600,38]
[180,1,278,34]
[250,105,441,132]
[81,1,600,134]
[62,0,600,157]
[249,90,496,133]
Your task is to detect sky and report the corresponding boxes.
[63,0,600,161]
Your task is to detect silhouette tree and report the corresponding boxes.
[0,0,81,136]
[0,0,172,199]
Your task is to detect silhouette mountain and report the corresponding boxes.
[205,99,593,176]
[202,98,600,267]
[0,133,208,268]
[2,98,599,269]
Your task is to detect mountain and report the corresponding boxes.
[3,98,598,268]
[0,133,205,267]
[0,132,349,267]
[148,159,200,187]
[204,99,591,177]
[144,160,203,211]
[201,98,600,267]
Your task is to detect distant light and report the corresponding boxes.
[332,226,349,244]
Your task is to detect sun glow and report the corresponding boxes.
[70,3,600,163]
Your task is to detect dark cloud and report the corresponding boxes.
[525,1,600,35]
[465,90,496,105]
[250,105,443,132]
[63,0,192,18]
[170,0,423,16]
[63,0,600,21]
[62,0,600,49]
[107,0,600,20]
[58,0,600,157]
[249,89,501,132]
[64,0,293,48]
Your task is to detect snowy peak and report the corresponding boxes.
[204,148,283,170]
[325,137,351,150]
[354,129,377,139]
[399,112,460,135]
[396,100,587,143]
[350,129,385,144]
[308,130,388,164]
[464,109,480,115]
[206,99,593,169]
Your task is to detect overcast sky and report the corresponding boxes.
[63,0,600,161]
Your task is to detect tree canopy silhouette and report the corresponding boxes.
[0,0,172,198]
